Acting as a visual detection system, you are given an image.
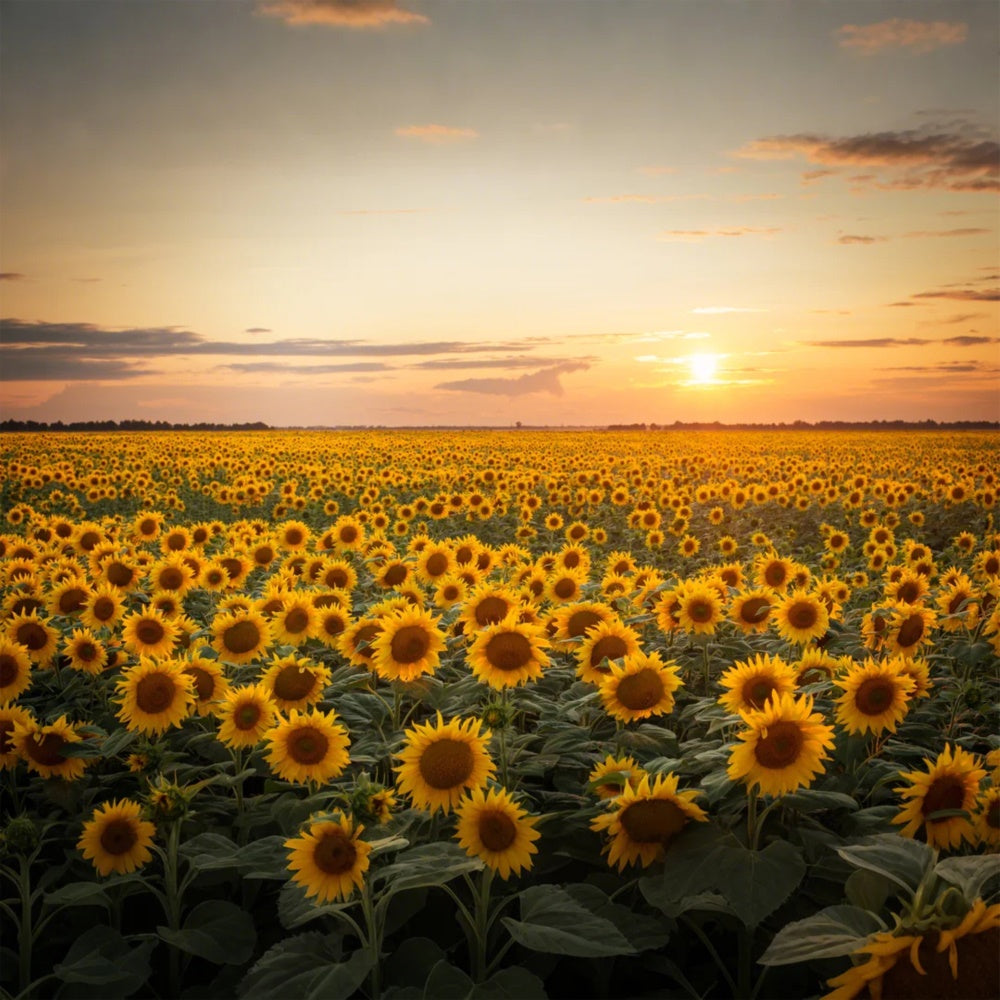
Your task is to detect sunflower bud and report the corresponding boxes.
[1,815,40,856]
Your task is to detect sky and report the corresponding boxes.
[1,0,998,427]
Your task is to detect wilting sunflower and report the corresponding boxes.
[884,604,937,658]
[591,773,708,871]
[575,619,642,685]
[261,655,331,712]
[370,606,446,683]
[0,704,34,769]
[5,610,60,667]
[823,899,1000,1000]
[211,609,271,665]
[216,682,278,749]
[0,637,32,701]
[892,744,985,850]
[12,714,90,780]
[78,799,156,876]
[675,583,726,636]
[116,658,195,735]
[727,693,835,798]
[285,812,371,903]
[835,656,915,736]
[62,627,107,675]
[599,651,682,723]
[121,608,180,660]
[466,614,550,690]
[454,786,540,879]
[395,713,496,814]
[587,754,646,799]
[729,588,775,635]
[718,653,798,715]
[264,708,351,785]
[181,655,230,716]
[774,590,830,645]
[270,596,320,647]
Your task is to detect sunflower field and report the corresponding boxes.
[1,428,998,1000]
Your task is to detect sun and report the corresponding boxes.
[687,353,718,384]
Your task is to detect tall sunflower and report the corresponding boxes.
[835,657,915,736]
[774,590,830,645]
[215,682,278,749]
[395,713,496,814]
[892,744,985,850]
[116,658,196,735]
[12,714,90,780]
[285,812,371,903]
[466,614,550,690]
[370,606,446,683]
[454,786,540,879]
[78,799,156,876]
[591,773,708,870]
[718,653,798,715]
[121,608,180,660]
[0,637,32,701]
[210,609,271,665]
[727,693,835,797]
[264,708,351,785]
[599,651,682,723]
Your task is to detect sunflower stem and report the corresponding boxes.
[746,791,759,850]
[161,821,184,997]
[471,865,494,983]
[680,914,738,996]
[701,639,712,694]
[360,877,382,999]
[737,924,754,999]
[17,854,33,995]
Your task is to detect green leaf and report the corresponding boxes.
[182,832,286,876]
[158,899,256,964]
[781,789,860,813]
[836,834,933,895]
[385,936,447,989]
[44,881,110,909]
[934,854,1000,901]
[374,841,483,898]
[421,961,547,1000]
[564,883,669,952]
[845,868,891,914]
[278,879,358,930]
[759,905,886,966]
[501,884,636,957]
[53,925,155,995]
[239,934,373,1000]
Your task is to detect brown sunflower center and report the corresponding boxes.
[100,818,138,856]
[223,620,262,654]
[390,626,431,664]
[855,677,894,715]
[165,532,186,551]
[139,518,157,536]
[351,624,381,658]
[740,597,771,625]
[382,564,408,587]
[75,641,99,663]
[474,596,510,627]
[687,600,713,623]
[744,678,778,710]
[619,799,688,844]
[896,581,920,604]
[285,529,304,546]
[287,726,329,765]
[283,608,310,634]
[339,525,358,544]
[753,721,804,769]
[764,564,787,587]
[425,553,449,577]
[485,632,532,672]
[57,588,88,614]
[921,775,966,817]
[896,615,925,648]
[313,828,357,874]
[9,597,42,616]
[158,568,185,591]
[590,635,628,668]
[786,601,819,630]
[553,578,577,600]
[478,810,517,851]
[616,668,665,710]
[78,530,101,551]
[220,558,244,580]
[135,673,177,714]
[184,666,215,700]
[321,613,346,637]
[567,610,602,637]
[325,567,350,588]
[27,732,69,766]
[274,665,317,701]
[16,622,49,651]
[135,619,166,646]
[235,703,262,730]
[418,738,474,789]
[0,654,19,686]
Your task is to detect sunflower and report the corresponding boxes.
[198,560,231,592]
[337,616,383,669]
[12,714,90,780]
[727,693,835,798]
[329,515,366,553]
[544,567,589,605]
[885,569,929,606]
[0,637,32,701]
[433,575,468,609]
[575,619,642,685]
[974,786,1000,847]
[211,609,271,665]
[277,519,311,551]
[892,744,985,850]
[285,812,371,903]
[78,799,156,876]
[792,647,840,686]
[264,708,351,785]
[548,601,616,641]
[591,773,708,871]
[466,614,550,690]
[270,596,320,647]
[454,786,540,879]
[5,610,60,667]
[370,606,446,683]
[261,655,331,712]
[774,590,829,645]
[587,754,646,799]
[599,651,682,723]
[459,584,519,634]
[181,655,230,716]
[675,583,726,636]
[45,577,92,618]
[884,603,936,658]
[729,588,775,635]
[0,704,34,769]
[823,900,1000,1000]
[116,658,195,736]
[316,558,358,593]
[718,653,798,715]
[755,554,795,592]
[935,575,981,632]
[121,608,180,660]
[834,656,915,736]
[215,682,278,749]
[395,713,496,814]
[62,627,107,675]
[146,555,196,597]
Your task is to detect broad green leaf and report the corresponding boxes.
[759,905,886,966]
[501,884,636,957]
[182,832,286,875]
[781,789,860,813]
[374,841,483,898]
[54,925,155,994]
[239,934,373,1000]
[421,961,547,1000]
[44,881,110,909]
[836,834,933,895]
[278,879,358,930]
[934,854,1000,901]
[385,936,447,989]
[158,899,256,964]
[564,883,670,952]
[845,869,891,914]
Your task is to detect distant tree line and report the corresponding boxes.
[604,419,1000,431]
[0,419,272,432]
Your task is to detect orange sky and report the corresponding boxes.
[1,0,997,425]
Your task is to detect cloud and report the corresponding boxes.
[943,335,999,346]
[912,287,1000,302]
[245,327,272,334]
[411,355,588,371]
[220,362,391,374]
[736,127,998,193]
[903,228,992,238]
[0,273,26,281]
[256,0,428,28]
[1,356,154,381]
[836,234,887,244]
[656,227,780,242]
[884,361,997,374]
[803,335,998,348]
[435,362,589,397]
[395,124,478,143]
[836,19,967,55]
